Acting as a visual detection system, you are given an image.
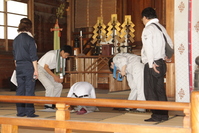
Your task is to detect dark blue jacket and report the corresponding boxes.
[13,33,38,68]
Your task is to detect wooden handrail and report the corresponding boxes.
[0,95,189,111]
[0,117,191,133]
[191,91,199,133]
[1,92,198,133]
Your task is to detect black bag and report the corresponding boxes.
[152,23,174,59]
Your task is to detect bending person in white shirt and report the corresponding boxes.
[67,81,99,115]
[38,45,72,110]
[109,53,145,112]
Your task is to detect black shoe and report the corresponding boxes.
[27,114,39,117]
[44,105,54,109]
[113,108,126,111]
[162,118,169,121]
[17,114,26,117]
[144,118,161,122]
[52,104,56,109]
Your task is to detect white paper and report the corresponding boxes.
[11,70,17,86]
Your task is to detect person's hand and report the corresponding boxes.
[33,71,38,79]
[120,70,126,76]
[54,75,64,83]
[152,63,159,73]
[54,75,62,83]
[164,56,172,62]
[59,78,64,83]
[120,65,127,76]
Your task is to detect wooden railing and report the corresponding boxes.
[66,55,130,91]
[66,55,112,73]
[1,91,199,133]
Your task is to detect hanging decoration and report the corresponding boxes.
[119,15,136,52]
[50,3,66,50]
[91,17,106,44]
[91,17,106,54]
[106,14,121,54]
[90,14,136,55]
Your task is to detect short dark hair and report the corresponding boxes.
[17,18,32,32]
[141,7,157,19]
[108,57,113,73]
[61,45,72,55]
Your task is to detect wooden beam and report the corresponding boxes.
[165,0,175,98]
[166,63,175,98]
[55,104,72,133]
[28,0,34,35]
[4,0,8,51]
[191,91,199,133]
[166,0,174,41]
[66,0,72,46]
[1,124,18,133]
[0,95,189,111]
[0,117,191,133]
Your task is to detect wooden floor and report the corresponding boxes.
[0,82,184,133]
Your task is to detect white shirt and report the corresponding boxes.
[38,50,56,69]
[113,53,142,75]
[141,18,173,68]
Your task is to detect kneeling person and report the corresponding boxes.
[67,82,99,115]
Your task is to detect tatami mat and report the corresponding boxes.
[100,112,183,127]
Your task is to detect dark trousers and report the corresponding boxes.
[144,59,168,120]
[16,67,36,116]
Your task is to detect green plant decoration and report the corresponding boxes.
[56,3,65,19]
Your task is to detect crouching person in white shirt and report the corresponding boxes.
[67,81,99,115]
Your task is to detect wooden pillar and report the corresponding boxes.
[4,1,8,51]
[165,0,175,98]
[166,63,175,98]
[66,0,73,46]
[183,108,190,128]
[55,104,71,133]
[191,91,199,133]
[28,0,34,34]
[1,124,18,133]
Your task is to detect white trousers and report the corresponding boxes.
[126,73,145,101]
[38,65,63,106]
[126,64,145,112]
[126,62,145,101]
